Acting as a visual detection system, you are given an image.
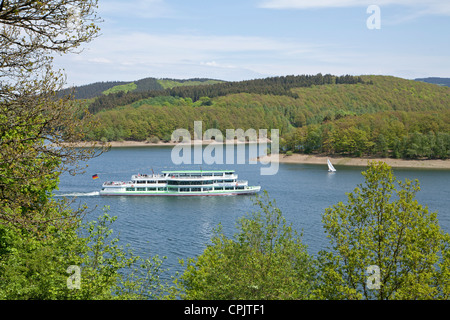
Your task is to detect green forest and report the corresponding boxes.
[59,77,224,100]
[81,74,450,160]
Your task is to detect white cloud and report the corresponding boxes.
[87,57,112,64]
[54,32,321,85]
[200,61,237,69]
[74,32,319,67]
[259,0,450,15]
[53,26,450,86]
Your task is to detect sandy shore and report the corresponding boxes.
[259,154,450,169]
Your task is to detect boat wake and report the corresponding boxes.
[54,191,100,197]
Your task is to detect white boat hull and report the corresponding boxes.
[100,186,261,196]
[99,170,261,196]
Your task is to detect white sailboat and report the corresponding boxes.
[327,158,336,172]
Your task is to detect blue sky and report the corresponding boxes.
[54,0,450,86]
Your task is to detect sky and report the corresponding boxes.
[53,0,450,86]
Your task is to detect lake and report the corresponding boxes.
[56,145,450,278]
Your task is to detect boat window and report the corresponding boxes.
[147,187,157,191]
[137,187,146,191]
[126,187,135,191]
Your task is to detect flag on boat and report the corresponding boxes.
[92,174,99,179]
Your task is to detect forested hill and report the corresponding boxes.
[59,77,224,100]
[415,77,450,87]
[84,74,450,160]
[87,74,365,114]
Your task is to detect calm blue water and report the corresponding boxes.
[55,146,450,278]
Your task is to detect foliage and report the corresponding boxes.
[283,110,450,159]
[58,81,133,99]
[84,75,450,160]
[0,0,169,300]
[315,162,450,299]
[179,191,316,300]
[157,78,224,89]
[0,0,105,230]
[87,73,365,114]
[416,77,450,87]
[85,101,291,142]
[102,82,137,95]
[0,208,173,299]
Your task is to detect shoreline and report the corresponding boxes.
[259,154,450,169]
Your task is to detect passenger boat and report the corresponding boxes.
[99,170,261,196]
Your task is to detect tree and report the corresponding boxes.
[0,208,173,299]
[1,0,103,230]
[0,1,177,300]
[433,132,450,159]
[316,162,450,299]
[375,133,389,157]
[179,191,316,299]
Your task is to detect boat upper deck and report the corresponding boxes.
[132,170,237,180]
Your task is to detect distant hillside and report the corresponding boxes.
[415,77,450,87]
[87,74,365,114]
[157,78,224,89]
[102,82,137,95]
[59,81,131,99]
[60,77,224,99]
[83,74,450,159]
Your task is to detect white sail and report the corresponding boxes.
[327,158,336,172]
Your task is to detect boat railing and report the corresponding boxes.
[167,174,237,180]
[132,174,166,179]
[103,181,132,186]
